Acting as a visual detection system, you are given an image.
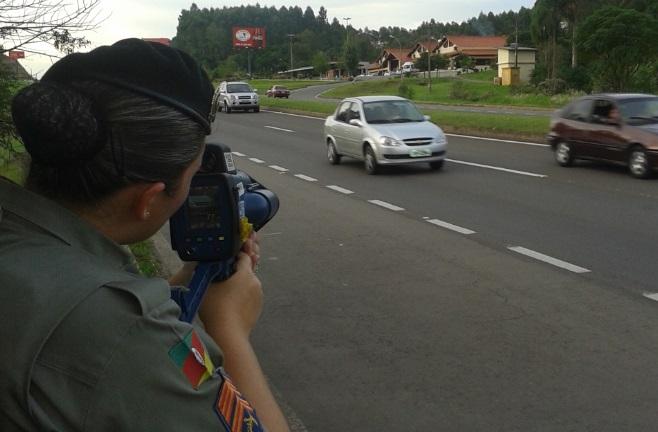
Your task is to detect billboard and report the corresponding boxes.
[232,27,266,49]
[8,51,25,60]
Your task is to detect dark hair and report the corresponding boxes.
[11,80,205,204]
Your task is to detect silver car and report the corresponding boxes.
[214,81,260,113]
[324,96,447,174]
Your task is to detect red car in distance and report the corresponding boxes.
[266,85,291,98]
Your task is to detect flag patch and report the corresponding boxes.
[215,370,263,432]
[168,329,214,389]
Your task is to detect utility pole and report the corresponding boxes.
[343,17,351,45]
[287,33,295,78]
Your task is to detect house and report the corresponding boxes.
[379,48,412,73]
[437,35,507,68]
[409,39,441,60]
[497,46,537,85]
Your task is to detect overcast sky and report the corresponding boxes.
[15,0,535,77]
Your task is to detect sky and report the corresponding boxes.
[11,0,535,77]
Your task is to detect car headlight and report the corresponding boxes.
[379,136,403,147]
[230,95,237,101]
[254,95,259,101]
[435,133,446,144]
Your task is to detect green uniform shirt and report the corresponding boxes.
[0,179,261,431]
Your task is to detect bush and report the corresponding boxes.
[629,61,658,93]
[530,63,548,86]
[558,65,592,93]
[449,80,471,100]
[398,81,415,99]
[537,78,567,95]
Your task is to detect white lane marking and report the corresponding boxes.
[508,246,590,274]
[265,125,295,133]
[643,293,658,302]
[232,152,246,157]
[262,109,325,121]
[446,159,547,178]
[269,165,289,172]
[427,219,476,235]
[446,133,550,148]
[295,174,318,182]
[368,200,405,211]
[249,158,265,164]
[326,185,354,194]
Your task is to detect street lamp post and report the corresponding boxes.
[427,36,437,92]
[287,33,295,78]
[389,35,403,80]
[343,17,351,45]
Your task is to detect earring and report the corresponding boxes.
[144,210,151,219]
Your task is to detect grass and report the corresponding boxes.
[213,78,336,95]
[260,97,549,141]
[322,71,576,109]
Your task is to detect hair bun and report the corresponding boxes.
[12,82,106,166]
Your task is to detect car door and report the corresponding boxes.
[343,102,365,157]
[331,102,353,155]
[559,98,595,157]
[589,100,627,162]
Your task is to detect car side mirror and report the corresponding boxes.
[423,115,431,121]
[349,119,363,127]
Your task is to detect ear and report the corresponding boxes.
[133,182,166,221]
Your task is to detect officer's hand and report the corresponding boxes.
[241,232,260,271]
[199,252,263,340]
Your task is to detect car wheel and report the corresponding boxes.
[555,141,574,167]
[628,146,651,179]
[224,102,231,114]
[364,146,379,175]
[429,160,444,171]
[327,141,341,165]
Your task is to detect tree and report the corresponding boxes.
[342,43,359,77]
[577,6,658,91]
[312,51,330,78]
[413,52,447,76]
[0,0,102,56]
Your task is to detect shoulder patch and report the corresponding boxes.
[215,370,264,432]
[168,329,214,389]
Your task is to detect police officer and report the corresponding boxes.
[0,39,290,431]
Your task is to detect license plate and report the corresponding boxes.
[409,148,431,158]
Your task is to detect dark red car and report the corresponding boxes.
[547,93,658,178]
[266,85,290,98]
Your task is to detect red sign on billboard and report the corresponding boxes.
[8,51,25,60]
[232,27,266,49]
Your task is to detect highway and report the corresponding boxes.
[209,109,658,431]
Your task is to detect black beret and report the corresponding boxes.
[41,38,214,134]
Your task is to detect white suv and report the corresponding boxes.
[214,81,259,114]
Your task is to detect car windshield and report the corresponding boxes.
[227,83,252,93]
[363,100,425,124]
[274,86,287,90]
[619,97,658,124]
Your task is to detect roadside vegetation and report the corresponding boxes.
[322,71,573,109]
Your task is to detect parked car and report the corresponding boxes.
[214,81,259,113]
[547,93,658,178]
[324,96,447,174]
[266,85,290,98]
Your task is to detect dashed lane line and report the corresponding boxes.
[368,200,405,212]
[326,185,354,194]
[446,159,547,178]
[269,165,289,172]
[248,158,265,164]
[446,133,550,148]
[427,219,476,235]
[265,125,294,133]
[643,293,658,302]
[294,174,318,182]
[508,246,590,274]
[232,152,246,157]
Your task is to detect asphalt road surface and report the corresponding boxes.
[208,109,658,431]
